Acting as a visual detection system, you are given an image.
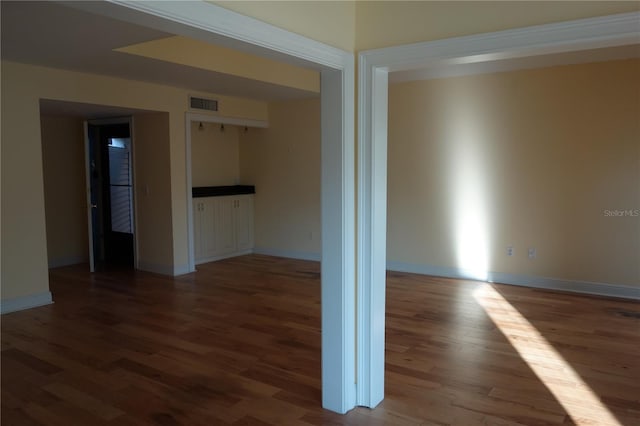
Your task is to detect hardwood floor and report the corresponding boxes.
[2,254,639,425]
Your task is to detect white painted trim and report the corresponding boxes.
[137,261,175,276]
[86,117,132,126]
[137,261,192,276]
[93,1,356,413]
[358,11,640,408]
[390,44,640,83]
[1,292,53,314]
[129,116,140,272]
[356,59,387,409]
[387,261,640,301]
[321,65,357,412]
[194,249,254,265]
[363,12,640,73]
[101,0,348,70]
[173,263,194,276]
[253,247,321,262]
[82,121,95,272]
[185,112,197,274]
[188,112,269,129]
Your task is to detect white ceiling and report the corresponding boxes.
[1,1,319,102]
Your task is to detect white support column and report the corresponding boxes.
[321,66,357,413]
[357,59,389,408]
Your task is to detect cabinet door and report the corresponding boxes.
[193,200,203,259]
[235,195,254,251]
[213,197,236,255]
[200,198,217,259]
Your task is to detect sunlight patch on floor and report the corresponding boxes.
[473,284,621,426]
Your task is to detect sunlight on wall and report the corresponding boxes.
[473,284,621,426]
[448,101,491,281]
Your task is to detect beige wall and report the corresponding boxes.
[3,4,638,304]
[387,59,640,287]
[1,60,268,302]
[239,98,321,257]
[356,1,639,50]
[1,64,50,300]
[39,112,175,273]
[40,115,89,268]
[191,122,240,187]
[133,113,175,272]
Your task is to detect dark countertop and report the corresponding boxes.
[192,185,255,198]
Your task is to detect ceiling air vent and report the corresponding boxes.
[189,96,218,112]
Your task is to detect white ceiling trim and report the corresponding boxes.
[391,43,640,83]
[365,11,640,72]
[187,112,268,129]
[67,0,349,70]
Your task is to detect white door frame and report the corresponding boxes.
[83,121,95,272]
[83,0,357,413]
[357,12,640,407]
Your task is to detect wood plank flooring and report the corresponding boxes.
[2,254,639,425]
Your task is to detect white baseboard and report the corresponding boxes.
[253,247,321,262]
[1,292,54,314]
[136,261,175,276]
[194,249,254,266]
[387,261,640,300]
[173,264,194,276]
[48,256,88,269]
[135,261,195,276]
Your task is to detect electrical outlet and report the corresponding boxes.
[528,247,536,259]
[507,246,514,256]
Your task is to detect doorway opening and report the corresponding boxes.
[86,119,135,271]
[34,1,355,413]
[357,11,639,408]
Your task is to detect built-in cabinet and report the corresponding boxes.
[193,194,254,264]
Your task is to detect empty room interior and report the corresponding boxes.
[1,1,639,425]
